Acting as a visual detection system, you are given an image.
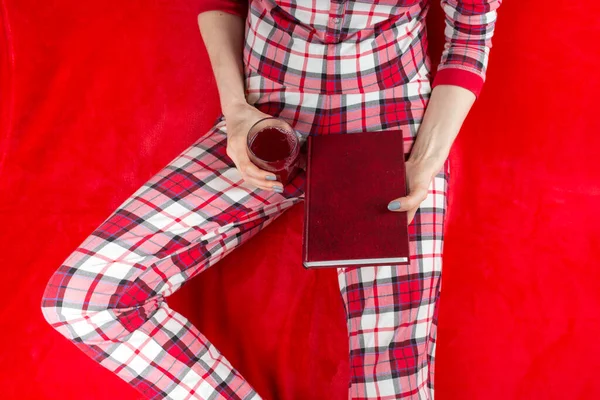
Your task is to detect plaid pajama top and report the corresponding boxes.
[198,0,502,98]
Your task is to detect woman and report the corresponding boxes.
[41,0,501,398]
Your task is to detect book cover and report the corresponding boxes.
[302,130,410,269]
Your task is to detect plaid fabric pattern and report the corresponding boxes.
[243,0,501,96]
[41,1,454,399]
[437,0,501,80]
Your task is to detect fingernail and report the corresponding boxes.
[387,200,401,211]
[273,185,284,193]
[266,175,277,181]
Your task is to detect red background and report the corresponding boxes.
[1,1,599,399]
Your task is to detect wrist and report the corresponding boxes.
[407,138,449,164]
[407,124,454,163]
[406,154,446,174]
[222,99,250,119]
[406,141,448,176]
[407,148,448,165]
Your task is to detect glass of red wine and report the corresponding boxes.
[246,117,301,187]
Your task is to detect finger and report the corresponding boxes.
[233,144,281,183]
[230,149,280,190]
[244,162,280,183]
[226,152,274,191]
[387,185,429,212]
[242,174,283,192]
[238,160,280,188]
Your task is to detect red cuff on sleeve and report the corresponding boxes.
[431,67,485,98]
[197,0,248,19]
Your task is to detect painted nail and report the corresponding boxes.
[387,200,401,211]
[266,174,277,181]
[273,185,284,193]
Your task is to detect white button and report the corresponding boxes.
[332,17,342,25]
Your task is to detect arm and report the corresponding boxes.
[409,0,502,166]
[388,0,502,221]
[198,3,284,192]
[197,8,247,118]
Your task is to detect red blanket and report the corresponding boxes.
[2,1,599,399]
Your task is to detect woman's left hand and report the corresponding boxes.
[387,157,445,225]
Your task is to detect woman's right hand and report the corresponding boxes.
[223,102,284,192]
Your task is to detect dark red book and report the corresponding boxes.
[302,130,410,269]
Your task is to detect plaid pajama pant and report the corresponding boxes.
[41,1,450,399]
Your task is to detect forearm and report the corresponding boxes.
[407,84,476,170]
[408,0,502,171]
[197,11,247,118]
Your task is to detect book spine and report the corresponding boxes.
[302,135,313,268]
[400,129,411,261]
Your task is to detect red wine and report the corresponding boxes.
[246,121,302,186]
[249,127,294,162]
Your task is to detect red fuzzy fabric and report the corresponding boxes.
[1,1,599,399]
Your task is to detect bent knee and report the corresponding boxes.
[41,262,161,344]
[40,264,118,343]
